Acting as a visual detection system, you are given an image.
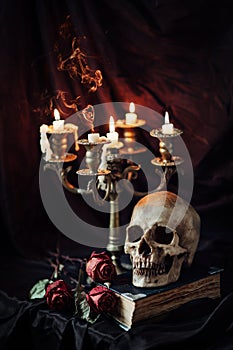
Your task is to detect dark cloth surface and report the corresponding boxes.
[0,270,233,350]
[1,0,233,349]
[0,238,233,350]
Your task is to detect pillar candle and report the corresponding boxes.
[162,111,174,134]
[107,116,119,142]
[53,109,64,131]
[88,133,100,143]
[125,102,137,124]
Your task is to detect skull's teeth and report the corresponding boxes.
[134,261,165,270]
[134,263,166,276]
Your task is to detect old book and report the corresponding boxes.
[104,265,222,330]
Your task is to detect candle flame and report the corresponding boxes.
[165,111,170,124]
[54,108,60,121]
[129,102,135,113]
[109,116,115,133]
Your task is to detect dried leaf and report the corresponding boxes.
[74,266,100,323]
[29,279,50,300]
[75,295,100,324]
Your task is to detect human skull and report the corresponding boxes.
[125,191,200,287]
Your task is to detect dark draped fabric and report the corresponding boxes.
[0,0,233,349]
[0,288,233,350]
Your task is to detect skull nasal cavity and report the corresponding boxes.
[139,239,151,256]
[151,225,174,244]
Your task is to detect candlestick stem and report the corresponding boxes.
[107,198,125,274]
[77,139,111,176]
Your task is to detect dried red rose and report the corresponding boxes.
[45,280,73,312]
[86,251,117,283]
[86,286,118,314]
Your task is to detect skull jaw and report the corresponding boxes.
[132,256,185,288]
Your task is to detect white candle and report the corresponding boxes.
[53,109,64,131]
[39,123,52,161]
[64,123,79,151]
[125,102,137,124]
[40,124,48,134]
[106,116,119,142]
[98,143,108,172]
[88,133,100,143]
[162,111,174,134]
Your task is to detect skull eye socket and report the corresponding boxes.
[150,225,174,244]
[127,225,143,242]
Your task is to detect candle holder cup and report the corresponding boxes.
[47,125,78,163]
[76,138,111,176]
[150,127,184,187]
[150,127,183,165]
[50,133,68,160]
[116,119,147,155]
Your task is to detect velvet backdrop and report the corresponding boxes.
[0,1,233,348]
[1,0,233,258]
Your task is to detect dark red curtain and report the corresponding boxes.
[0,0,233,258]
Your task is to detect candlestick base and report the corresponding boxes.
[106,248,128,275]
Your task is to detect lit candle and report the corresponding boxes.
[107,116,119,143]
[125,102,137,124]
[53,109,64,131]
[162,111,174,134]
[88,133,100,143]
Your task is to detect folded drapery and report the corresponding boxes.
[0,287,232,349]
[0,1,233,348]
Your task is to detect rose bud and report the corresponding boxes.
[45,280,73,312]
[86,286,118,314]
[86,251,116,283]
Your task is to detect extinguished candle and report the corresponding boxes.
[107,116,119,143]
[88,133,100,143]
[125,102,137,124]
[53,109,64,131]
[162,111,174,134]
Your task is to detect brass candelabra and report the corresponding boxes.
[40,110,183,274]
